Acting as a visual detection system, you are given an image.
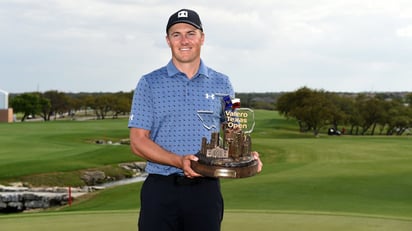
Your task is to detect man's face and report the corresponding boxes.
[166,23,204,64]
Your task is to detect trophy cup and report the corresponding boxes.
[191,95,259,178]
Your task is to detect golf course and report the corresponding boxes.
[1,110,412,230]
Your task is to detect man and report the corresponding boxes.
[128,9,262,231]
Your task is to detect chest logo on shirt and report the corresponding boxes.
[205,93,215,100]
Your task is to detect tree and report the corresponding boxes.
[277,87,336,136]
[73,94,95,116]
[382,99,411,135]
[405,93,412,107]
[346,98,362,135]
[111,92,132,118]
[38,96,52,121]
[355,96,386,135]
[325,93,350,132]
[42,90,71,121]
[10,93,43,121]
[90,94,113,119]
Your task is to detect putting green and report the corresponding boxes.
[1,210,412,231]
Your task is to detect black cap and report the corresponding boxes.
[166,9,203,33]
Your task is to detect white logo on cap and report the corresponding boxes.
[178,10,188,18]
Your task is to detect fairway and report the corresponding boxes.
[1,210,412,231]
[1,111,412,230]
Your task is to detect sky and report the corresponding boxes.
[1,0,412,93]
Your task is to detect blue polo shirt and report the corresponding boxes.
[128,60,234,175]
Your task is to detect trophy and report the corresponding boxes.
[191,95,259,178]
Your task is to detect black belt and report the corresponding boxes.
[149,173,218,186]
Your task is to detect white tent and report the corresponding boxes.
[0,89,9,109]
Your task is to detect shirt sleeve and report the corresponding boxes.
[128,76,153,130]
[226,75,235,98]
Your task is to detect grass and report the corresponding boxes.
[1,111,412,230]
[1,210,412,231]
[0,119,140,185]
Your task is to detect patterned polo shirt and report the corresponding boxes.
[128,60,234,175]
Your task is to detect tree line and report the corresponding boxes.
[276,87,412,136]
[9,91,281,122]
[10,91,132,121]
[9,89,412,137]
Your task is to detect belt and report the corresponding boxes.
[149,173,218,186]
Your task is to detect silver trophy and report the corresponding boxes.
[191,95,258,178]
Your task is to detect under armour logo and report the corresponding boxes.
[178,11,188,18]
[205,93,215,100]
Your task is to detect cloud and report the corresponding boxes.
[1,0,412,93]
[396,25,412,37]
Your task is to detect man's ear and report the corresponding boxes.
[165,35,171,47]
[201,32,205,46]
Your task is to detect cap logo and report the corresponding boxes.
[178,10,188,18]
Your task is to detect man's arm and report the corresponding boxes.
[129,127,200,178]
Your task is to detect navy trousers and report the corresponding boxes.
[138,174,224,231]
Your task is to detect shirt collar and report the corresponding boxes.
[166,59,209,79]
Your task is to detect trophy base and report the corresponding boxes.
[191,159,258,178]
